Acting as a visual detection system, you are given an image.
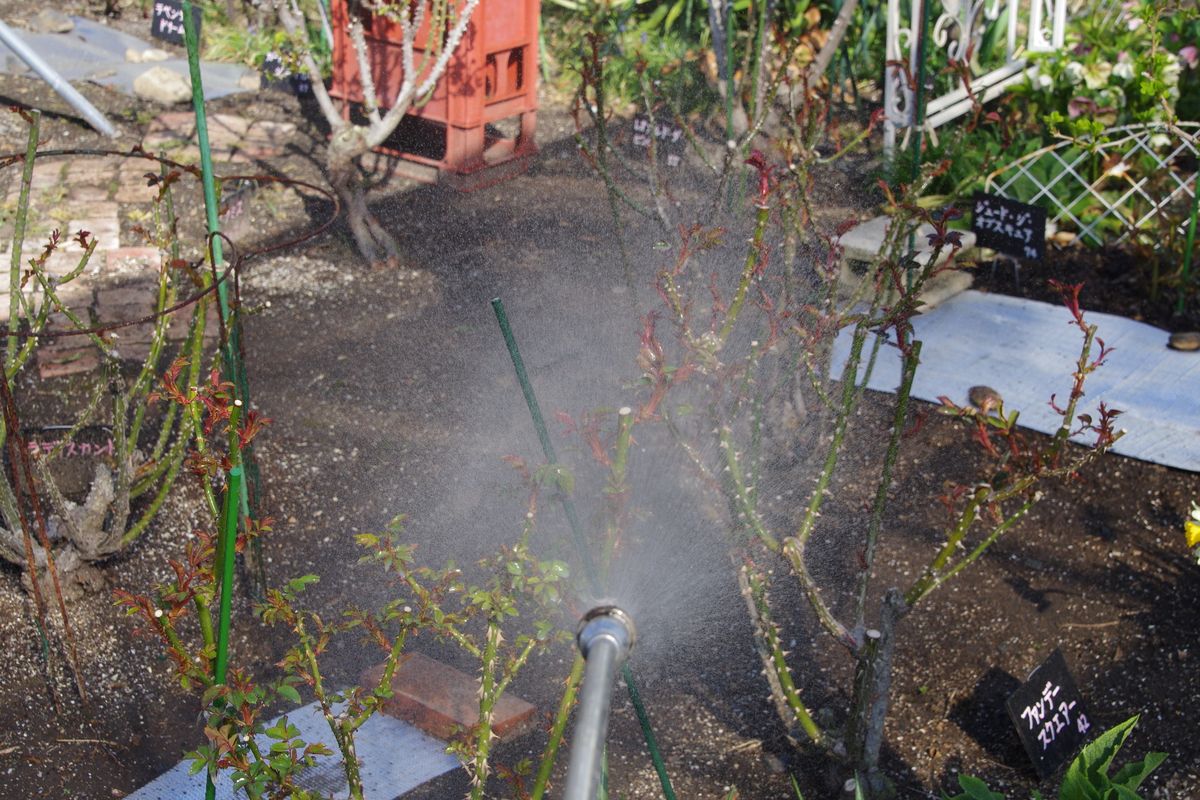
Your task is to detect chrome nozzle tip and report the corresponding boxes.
[576,605,636,658]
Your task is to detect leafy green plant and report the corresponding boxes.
[120,436,570,799]
[201,0,331,76]
[1013,1,1200,134]
[0,112,220,709]
[944,715,1166,800]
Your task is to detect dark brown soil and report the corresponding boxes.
[0,8,1196,800]
[972,245,1200,332]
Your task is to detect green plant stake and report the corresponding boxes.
[182,2,265,592]
[206,459,242,800]
[490,297,677,800]
[214,464,242,682]
[490,297,599,586]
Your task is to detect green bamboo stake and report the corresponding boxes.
[490,298,677,800]
[206,396,244,800]
[182,4,266,594]
[490,298,599,587]
[214,465,242,683]
[181,3,231,333]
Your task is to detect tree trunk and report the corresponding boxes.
[326,129,402,269]
[847,588,907,798]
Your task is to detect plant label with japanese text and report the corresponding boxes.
[629,114,686,168]
[1006,649,1092,778]
[150,0,200,46]
[972,192,1046,261]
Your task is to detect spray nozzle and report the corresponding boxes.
[576,605,636,663]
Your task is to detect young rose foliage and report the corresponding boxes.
[550,146,1123,796]
[121,370,570,799]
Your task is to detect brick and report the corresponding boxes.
[63,158,120,185]
[105,247,161,276]
[115,181,159,204]
[28,162,67,190]
[48,280,94,311]
[38,345,100,379]
[67,184,112,205]
[145,111,196,139]
[102,322,156,361]
[44,250,80,277]
[163,303,219,341]
[208,113,253,143]
[361,653,537,742]
[96,286,158,313]
[69,210,121,251]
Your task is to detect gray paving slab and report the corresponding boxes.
[0,17,255,99]
[124,699,460,800]
[831,290,1200,472]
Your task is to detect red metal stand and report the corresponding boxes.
[330,0,539,182]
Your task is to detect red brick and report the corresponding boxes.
[105,247,161,274]
[38,345,100,379]
[145,111,196,139]
[361,653,537,742]
[115,181,159,204]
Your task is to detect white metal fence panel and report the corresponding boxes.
[984,122,1200,246]
[884,0,1069,158]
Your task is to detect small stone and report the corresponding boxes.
[968,385,1003,413]
[237,72,261,90]
[29,10,73,34]
[1168,331,1200,351]
[133,66,192,105]
[124,48,143,63]
[141,49,171,63]
[763,752,786,774]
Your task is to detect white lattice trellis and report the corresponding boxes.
[984,122,1200,246]
[884,0,1070,158]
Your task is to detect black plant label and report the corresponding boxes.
[972,192,1046,262]
[150,0,201,46]
[1006,649,1093,779]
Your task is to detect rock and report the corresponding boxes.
[133,66,191,105]
[124,48,143,63]
[29,10,73,34]
[238,72,261,90]
[141,48,170,63]
[1168,331,1200,351]
[968,385,1002,413]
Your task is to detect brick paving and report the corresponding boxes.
[360,653,537,743]
[142,112,297,163]
[0,114,263,378]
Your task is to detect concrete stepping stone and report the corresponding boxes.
[124,697,459,800]
[836,214,976,310]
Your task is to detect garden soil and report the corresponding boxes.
[0,7,1197,800]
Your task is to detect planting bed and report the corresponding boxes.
[0,7,1196,799]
